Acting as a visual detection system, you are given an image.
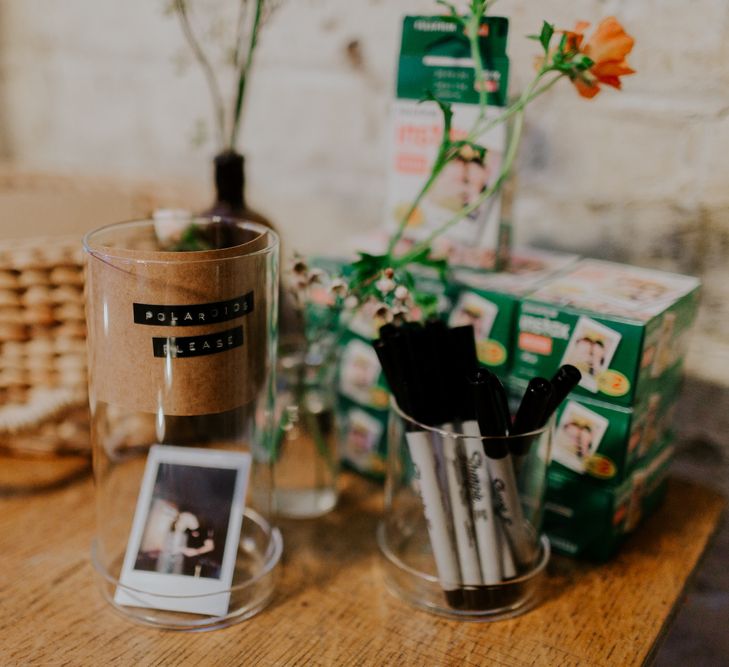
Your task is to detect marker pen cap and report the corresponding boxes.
[544,364,582,422]
[469,368,510,456]
[511,377,553,457]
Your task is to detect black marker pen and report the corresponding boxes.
[510,377,554,462]
[542,364,582,426]
[447,326,502,585]
[471,368,536,568]
[376,329,464,608]
[424,321,484,600]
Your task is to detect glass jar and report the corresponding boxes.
[84,217,282,630]
[272,338,339,518]
[377,400,553,620]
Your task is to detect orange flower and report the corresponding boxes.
[564,17,635,98]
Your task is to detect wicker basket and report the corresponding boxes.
[0,236,89,456]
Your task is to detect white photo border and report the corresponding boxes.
[114,445,251,617]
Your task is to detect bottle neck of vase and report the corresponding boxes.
[213,149,246,213]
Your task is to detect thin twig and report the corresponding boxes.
[175,0,227,148]
[233,0,250,69]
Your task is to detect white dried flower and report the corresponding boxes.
[343,295,359,310]
[307,268,325,285]
[394,285,409,301]
[292,256,308,275]
[329,277,348,297]
[293,275,309,291]
[375,278,395,294]
[373,303,391,320]
[391,304,410,317]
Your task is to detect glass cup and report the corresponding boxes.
[272,338,339,518]
[84,216,282,630]
[377,400,553,620]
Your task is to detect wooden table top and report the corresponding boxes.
[0,464,723,667]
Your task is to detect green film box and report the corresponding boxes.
[449,248,579,377]
[544,437,675,561]
[513,260,701,407]
[308,256,456,478]
[336,394,389,480]
[510,374,680,486]
[384,15,511,270]
[334,325,391,479]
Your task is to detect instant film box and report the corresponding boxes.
[449,248,579,376]
[544,437,675,561]
[513,260,701,408]
[307,256,455,478]
[510,374,680,486]
[337,395,389,479]
[385,15,511,270]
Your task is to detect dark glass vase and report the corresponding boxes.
[207,150,273,228]
[207,150,302,339]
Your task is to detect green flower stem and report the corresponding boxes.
[385,157,448,255]
[230,0,264,148]
[467,8,489,128]
[395,106,525,266]
[471,71,563,139]
[393,71,565,267]
[303,408,337,478]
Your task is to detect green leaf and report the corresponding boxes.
[420,91,454,138]
[574,54,594,71]
[351,252,389,286]
[170,224,214,251]
[435,0,465,26]
[538,21,554,53]
[399,271,416,290]
[470,0,488,17]
[413,292,439,319]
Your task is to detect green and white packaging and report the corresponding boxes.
[449,248,579,376]
[544,437,675,561]
[509,375,679,485]
[513,260,701,407]
[385,15,510,270]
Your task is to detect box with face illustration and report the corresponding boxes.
[512,259,700,407]
[544,437,674,561]
[449,247,579,377]
[509,374,679,486]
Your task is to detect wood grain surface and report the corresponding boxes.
[0,472,723,667]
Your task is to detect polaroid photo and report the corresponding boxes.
[342,408,383,469]
[448,291,499,342]
[115,445,251,617]
[553,401,609,474]
[339,338,383,406]
[560,316,622,393]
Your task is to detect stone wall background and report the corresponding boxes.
[1,0,728,383]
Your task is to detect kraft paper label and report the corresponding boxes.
[86,227,274,416]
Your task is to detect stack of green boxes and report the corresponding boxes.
[510,259,700,559]
[308,253,700,559]
[448,248,580,378]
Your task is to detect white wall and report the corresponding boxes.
[1,0,728,381]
